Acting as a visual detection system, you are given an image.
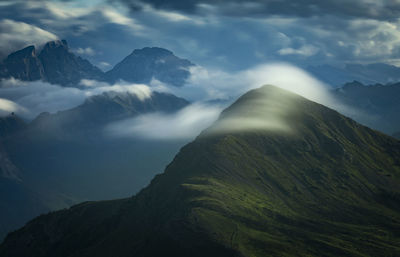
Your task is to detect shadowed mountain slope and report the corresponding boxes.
[0,115,73,241]
[0,40,105,86]
[25,90,189,140]
[332,81,400,134]
[1,85,400,256]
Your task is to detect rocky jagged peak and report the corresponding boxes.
[5,45,37,61]
[106,46,194,87]
[38,40,70,59]
[41,40,68,52]
[1,45,44,81]
[37,40,105,86]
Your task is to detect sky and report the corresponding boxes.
[1,0,400,71]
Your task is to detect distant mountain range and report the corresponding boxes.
[0,40,194,87]
[1,85,399,256]
[332,81,400,134]
[4,40,400,89]
[27,90,189,140]
[307,63,400,87]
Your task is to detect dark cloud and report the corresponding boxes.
[117,0,400,21]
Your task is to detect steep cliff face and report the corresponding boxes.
[38,40,105,86]
[1,45,45,81]
[1,85,399,256]
[0,40,105,86]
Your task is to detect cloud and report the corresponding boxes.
[107,62,361,140]
[105,103,222,140]
[0,98,26,117]
[0,78,153,119]
[278,45,319,57]
[113,1,400,68]
[73,47,95,56]
[0,1,155,66]
[2,0,400,70]
[118,0,400,21]
[101,8,145,31]
[98,61,112,70]
[0,19,58,58]
[206,85,298,135]
[0,62,362,140]
[152,63,334,105]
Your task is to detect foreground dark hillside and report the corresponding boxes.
[1,85,400,256]
[0,91,189,240]
[0,116,73,241]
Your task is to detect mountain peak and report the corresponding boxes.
[37,40,105,86]
[132,47,173,56]
[1,41,196,88]
[5,45,36,60]
[206,85,319,135]
[106,46,194,87]
[0,40,104,86]
[1,45,44,81]
[342,80,365,88]
[41,40,68,51]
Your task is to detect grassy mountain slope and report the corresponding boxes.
[1,85,400,256]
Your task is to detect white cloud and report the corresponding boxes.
[153,63,334,105]
[278,45,319,56]
[0,78,153,119]
[0,2,148,40]
[105,103,222,140]
[0,19,58,57]
[98,61,111,70]
[206,86,297,134]
[108,63,357,139]
[0,98,26,117]
[101,8,145,31]
[141,4,208,25]
[74,47,95,56]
